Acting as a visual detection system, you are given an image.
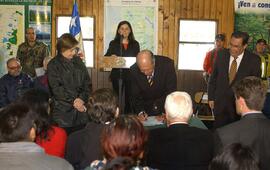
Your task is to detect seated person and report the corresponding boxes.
[130,49,177,118]
[34,56,52,95]
[65,88,119,170]
[19,88,67,158]
[0,103,73,170]
[145,91,214,170]
[209,143,259,170]
[0,58,32,108]
[84,115,153,170]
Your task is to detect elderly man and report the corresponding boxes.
[208,31,261,128]
[145,91,214,170]
[130,49,177,117]
[17,27,50,78]
[0,58,32,108]
[214,76,270,170]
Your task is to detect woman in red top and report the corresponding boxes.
[19,88,67,158]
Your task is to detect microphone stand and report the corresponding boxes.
[118,35,124,114]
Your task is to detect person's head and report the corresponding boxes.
[164,91,193,125]
[26,27,36,44]
[136,49,155,76]
[229,31,249,58]
[101,115,147,164]
[215,34,225,49]
[0,103,37,142]
[255,39,267,54]
[233,76,267,115]
[87,88,119,124]
[57,33,79,60]
[19,88,51,140]
[114,20,135,42]
[7,57,21,77]
[209,143,259,170]
[43,56,52,71]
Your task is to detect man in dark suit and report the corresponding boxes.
[130,49,177,117]
[214,76,270,170]
[145,91,214,170]
[208,31,261,128]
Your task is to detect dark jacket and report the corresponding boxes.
[215,113,270,170]
[48,54,91,127]
[0,73,33,108]
[65,122,104,170]
[130,55,177,115]
[145,124,214,170]
[208,49,261,127]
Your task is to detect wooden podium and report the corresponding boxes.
[99,56,136,114]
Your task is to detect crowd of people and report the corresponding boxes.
[0,21,270,170]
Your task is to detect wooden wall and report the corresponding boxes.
[52,0,234,97]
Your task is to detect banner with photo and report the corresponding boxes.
[0,0,51,76]
[234,0,270,50]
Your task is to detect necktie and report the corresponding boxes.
[229,57,238,83]
[147,75,153,86]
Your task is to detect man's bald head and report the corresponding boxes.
[136,50,155,76]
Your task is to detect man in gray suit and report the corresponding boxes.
[214,76,270,170]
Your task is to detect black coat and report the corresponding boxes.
[48,54,91,127]
[65,122,104,170]
[145,124,214,170]
[130,55,177,115]
[208,49,261,127]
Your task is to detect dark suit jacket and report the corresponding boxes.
[145,124,214,170]
[215,113,270,170]
[208,49,261,127]
[130,55,177,115]
[65,122,104,170]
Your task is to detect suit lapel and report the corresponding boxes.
[234,51,248,82]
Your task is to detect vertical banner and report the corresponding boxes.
[104,0,158,54]
[0,0,51,76]
[234,0,270,50]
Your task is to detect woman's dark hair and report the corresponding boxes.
[57,33,78,54]
[19,88,51,140]
[0,103,37,142]
[101,115,147,164]
[87,88,118,124]
[114,20,136,42]
[209,143,260,170]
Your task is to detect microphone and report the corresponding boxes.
[120,34,124,44]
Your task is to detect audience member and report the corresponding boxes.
[105,20,140,114]
[34,56,52,95]
[16,27,50,78]
[145,91,214,170]
[214,76,270,170]
[130,49,177,118]
[84,115,153,170]
[208,31,261,128]
[48,33,91,134]
[19,88,67,158]
[66,88,119,170]
[0,103,73,170]
[209,143,259,170]
[203,34,225,82]
[0,57,32,108]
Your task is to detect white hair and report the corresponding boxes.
[165,91,193,121]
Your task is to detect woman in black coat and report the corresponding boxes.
[105,20,140,114]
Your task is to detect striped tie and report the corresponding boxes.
[147,75,153,86]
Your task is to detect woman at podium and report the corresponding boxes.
[105,20,140,114]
